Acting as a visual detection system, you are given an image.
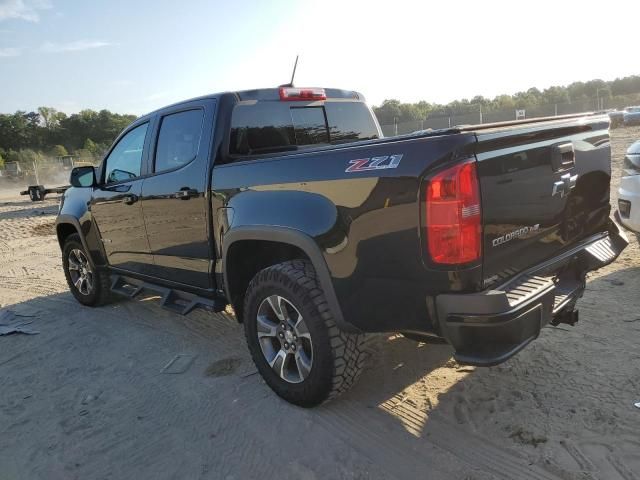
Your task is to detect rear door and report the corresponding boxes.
[139,99,216,289]
[91,121,154,274]
[477,117,611,287]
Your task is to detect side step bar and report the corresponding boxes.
[110,275,226,315]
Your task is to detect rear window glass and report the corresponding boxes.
[229,101,379,157]
[291,107,329,146]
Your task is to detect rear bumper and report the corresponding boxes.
[435,219,628,366]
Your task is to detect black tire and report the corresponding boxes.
[243,260,373,407]
[62,233,112,307]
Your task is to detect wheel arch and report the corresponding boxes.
[222,226,357,332]
[56,215,96,266]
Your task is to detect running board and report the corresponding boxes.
[110,275,226,315]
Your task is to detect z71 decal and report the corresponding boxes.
[345,154,403,173]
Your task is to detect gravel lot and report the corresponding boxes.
[1,127,639,480]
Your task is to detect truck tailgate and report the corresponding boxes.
[475,116,612,287]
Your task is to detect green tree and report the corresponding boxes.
[50,144,68,157]
[83,138,98,156]
[0,151,4,169]
[373,99,402,125]
[542,86,570,104]
[492,94,516,110]
[398,103,423,122]
[74,148,94,163]
[38,107,61,129]
[471,95,489,107]
[4,149,19,163]
[17,149,43,166]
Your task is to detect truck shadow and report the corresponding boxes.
[328,263,640,478]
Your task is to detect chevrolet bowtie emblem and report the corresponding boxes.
[552,173,578,198]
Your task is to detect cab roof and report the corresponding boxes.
[139,87,365,121]
[234,87,364,102]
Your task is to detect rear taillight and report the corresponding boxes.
[426,159,482,265]
[279,87,326,101]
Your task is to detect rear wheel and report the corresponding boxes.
[62,233,111,306]
[243,260,373,407]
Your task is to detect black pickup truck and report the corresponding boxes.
[56,86,627,406]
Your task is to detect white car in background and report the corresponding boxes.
[618,139,640,237]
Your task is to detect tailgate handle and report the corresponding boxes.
[551,143,575,172]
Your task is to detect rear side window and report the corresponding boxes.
[229,101,378,157]
[155,109,203,173]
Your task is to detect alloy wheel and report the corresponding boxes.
[256,294,313,383]
[68,248,94,296]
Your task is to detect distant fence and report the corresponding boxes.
[379,95,639,137]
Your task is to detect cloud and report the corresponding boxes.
[40,40,113,53]
[0,46,20,56]
[0,0,52,23]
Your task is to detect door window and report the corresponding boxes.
[104,123,148,184]
[154,109,204,173]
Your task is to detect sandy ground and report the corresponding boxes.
[1,127,639,480]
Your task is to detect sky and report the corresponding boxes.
[0,0,638,115]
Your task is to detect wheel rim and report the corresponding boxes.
[68,248,94,296]
[256,295,313,384]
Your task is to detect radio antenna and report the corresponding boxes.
[290,55,299,86]
[278,55,299,88]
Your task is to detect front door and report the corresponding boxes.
[91,121,153,275]
[140,101,216,289]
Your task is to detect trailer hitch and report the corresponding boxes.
[551,308,579,326]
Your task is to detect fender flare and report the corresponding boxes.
[222,226,359,333]
[55,215,96,266]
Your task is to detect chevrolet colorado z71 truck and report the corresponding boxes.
[56,87,627,406]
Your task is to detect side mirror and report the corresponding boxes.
[70,166,96,188]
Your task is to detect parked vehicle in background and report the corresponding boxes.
[56,87,627,406]
[618,139,640,237]
[623,106,640,126]
[608,110,625,128]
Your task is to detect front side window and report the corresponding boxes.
[155,109,204,173]
[104,123,148,184]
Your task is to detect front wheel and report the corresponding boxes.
[62,233,112,306]
[243,260,373,407]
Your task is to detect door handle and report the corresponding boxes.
[174,188,198,200]
[122,194,138,205]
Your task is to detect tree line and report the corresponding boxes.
[0,108,136,169]
[373,74,640,126]
[2,74,640,169]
